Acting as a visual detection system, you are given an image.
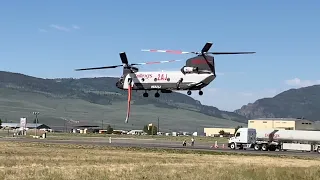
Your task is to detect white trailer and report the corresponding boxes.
[228,128,320,153]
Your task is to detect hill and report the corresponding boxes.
[234,85,320,121]
[0,71,246,132]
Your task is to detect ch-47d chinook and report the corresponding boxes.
[75,42,255,123]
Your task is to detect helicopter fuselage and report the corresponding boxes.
[75,42,255,122]
[116,71,216,92]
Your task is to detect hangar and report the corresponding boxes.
[71,125,100,134]
[247,118,316,131]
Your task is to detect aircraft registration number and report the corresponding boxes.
[157,73,168,81]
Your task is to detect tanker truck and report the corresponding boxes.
[228,128,320,153]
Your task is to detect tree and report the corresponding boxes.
[106,125,113,134]
[219,130,225,135]
[143,124,157,135]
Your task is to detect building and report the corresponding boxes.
[204,127,236,137]
[247,118,316,131]
[1,123,51,130]
[71,125,100,134]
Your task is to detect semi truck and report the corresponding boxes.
[228,128,320,153]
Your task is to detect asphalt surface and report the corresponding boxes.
[1,137,320,158]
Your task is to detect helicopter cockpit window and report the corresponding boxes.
[119,75,124,83]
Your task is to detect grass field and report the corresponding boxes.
[0,141,320,180]
[0,88,246,133]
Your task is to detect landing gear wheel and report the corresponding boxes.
[199,90,203,96]
[187,90,192,95]
[143,92,148,97]
[155,92,160,98]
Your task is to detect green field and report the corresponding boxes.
[0,88,245,132]
[1,141,320,180]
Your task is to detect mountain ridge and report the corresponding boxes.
[234,85,320,121]
[1,70,320,132]
[0,71,246,132]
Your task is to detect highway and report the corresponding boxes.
[1,136,320,158]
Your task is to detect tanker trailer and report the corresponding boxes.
[228,128,320,153]
[254,129,320,152]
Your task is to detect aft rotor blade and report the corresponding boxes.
[75,65,122,71]
[131,59,181,66]
[207,52,256,55]
[141,49,192,54]
[201,42,213,53]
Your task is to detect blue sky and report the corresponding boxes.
[1,1,319,111]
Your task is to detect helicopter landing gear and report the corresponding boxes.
[187,90,192,95]
[155,91,160,98]
[199,90,203,96]
[176,78,183,90]
[143,91,148,97]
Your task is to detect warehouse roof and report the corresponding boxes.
[73,125,100,128]
[251,118,309,121]
[1,123,51,129]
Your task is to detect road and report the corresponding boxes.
[1,137,320,158]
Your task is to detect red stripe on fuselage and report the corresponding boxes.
[191,59,212,64]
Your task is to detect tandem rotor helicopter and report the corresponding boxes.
[75,42,256,123]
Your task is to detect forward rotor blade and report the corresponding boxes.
[141,49,192,54]
[131,59,181,66]
[75,65,122,71]
[207,52,256,55]
[119,52,129,65]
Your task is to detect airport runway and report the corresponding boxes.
[1,137,320,158]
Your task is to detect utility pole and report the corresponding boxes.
[102,120,104,129]
[5,118,8,136]
[152,125,154,137]
[157,117,160,134]
[64,120,66,133]
[32,112,39,136]
[64,120,69,133]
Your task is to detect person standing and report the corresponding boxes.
[183,140,187,146]
[191,137,195,146]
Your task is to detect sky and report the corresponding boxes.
[1,1,320,111]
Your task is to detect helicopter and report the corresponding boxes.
[75,42,255,123]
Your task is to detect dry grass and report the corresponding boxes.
[0,142,320,180]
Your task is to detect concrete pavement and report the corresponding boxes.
[1,137,320,158]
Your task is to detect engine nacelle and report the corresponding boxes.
[181,66,198,73]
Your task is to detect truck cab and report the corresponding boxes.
[228,128,256,149]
